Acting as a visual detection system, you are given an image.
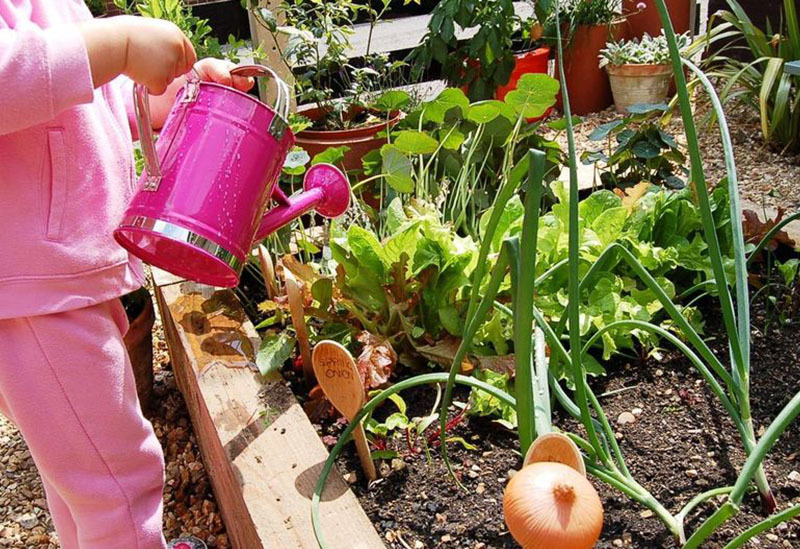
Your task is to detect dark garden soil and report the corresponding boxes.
[275,293,800,548]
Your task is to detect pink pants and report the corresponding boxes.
[0,299,167,549]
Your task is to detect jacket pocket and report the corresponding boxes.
[45,129,68,241]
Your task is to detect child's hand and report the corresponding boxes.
[79,16,196,95]
[193,59,255,92]
[121,16,197,95]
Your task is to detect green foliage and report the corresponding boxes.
[410,0,521,100]
[365,81,563,234]
[246,0,408,129]
[542,0,618,47]
[703,0,800,152]
[582,104,688,189]
[328,199,478,346]
[114,0,245,60]
[468,369,517,428]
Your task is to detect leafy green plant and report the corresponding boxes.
[357,76,564,235]
[703,0,800,152]
[410,0,533,100]
[246,0,408,130]
[582,104,688,188]
[114,0,238,59]
[541,0,619,47]
[599,31,690,67]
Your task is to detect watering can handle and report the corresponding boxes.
[133,65,292,190]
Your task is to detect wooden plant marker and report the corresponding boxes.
[284,267,313,382]
[524,432,586,477]
[312,341,378,482]
[257,244,279,299]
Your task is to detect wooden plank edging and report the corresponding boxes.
[154,274,384,549]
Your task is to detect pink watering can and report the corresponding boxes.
[114,65,350,288]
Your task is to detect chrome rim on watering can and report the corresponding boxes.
[114,65,350,288]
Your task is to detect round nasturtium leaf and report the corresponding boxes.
[504,73,560,118]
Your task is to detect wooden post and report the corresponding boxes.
[247,0,296,110]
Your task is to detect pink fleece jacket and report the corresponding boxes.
[0,0,145,320]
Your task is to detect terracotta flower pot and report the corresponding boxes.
[296,107,400,173]
[556,22,625,116]
[606,63,673,113]
[623,0,690,39]
[122,288,156,413]
[495,46,554,122]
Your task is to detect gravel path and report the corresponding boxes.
[0,293,230,548]
[546,99,800,213]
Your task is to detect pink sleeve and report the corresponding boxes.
[0,22,95,136]
[119,76,139,141]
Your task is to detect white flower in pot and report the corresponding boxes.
[599,31,690,113]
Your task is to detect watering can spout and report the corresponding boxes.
[255,163,350,242]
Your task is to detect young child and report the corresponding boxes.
[0,2,253,547]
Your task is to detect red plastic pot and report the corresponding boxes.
[296,107,401,173]
[623,0,690,39]
[495,46,553,122]
[555,22,625,116]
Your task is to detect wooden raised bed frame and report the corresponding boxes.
[152,269,384,549]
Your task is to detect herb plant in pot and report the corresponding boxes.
[250,0,404,173]
[599,32,689,113]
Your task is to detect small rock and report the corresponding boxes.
[617,412,636,425]
[507,468,518,479]
[766,534,779,542]
[685,469,698,478]
[664,389,673,396]
[467,470,479,479]
[16,513,37,529]
[441,534,452,543]
[476,483,486,495]
[391,458,405,472]
[343,472,358,484]
[631,407,643,416]
[788,470,800,482]
[414,541,424,549]
[655,369,664,377]
[385,531,396,542]
[612,539,623,547]
[615,432,624,440]
[436,513,447,523]
[639,510,654,518]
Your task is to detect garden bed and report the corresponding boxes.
[152,270,384,549]
[254,276,800,548]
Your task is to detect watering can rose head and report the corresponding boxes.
[114,65,350,288]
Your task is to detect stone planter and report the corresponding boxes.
[606,63,672,113]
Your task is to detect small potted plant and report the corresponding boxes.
[248,0,404,172]
[599,31,689,113]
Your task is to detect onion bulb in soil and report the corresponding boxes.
[503,462,603,548]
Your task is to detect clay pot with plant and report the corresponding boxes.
[248,0,404,173]
[495,19,555,122]
[599,31,690,113]
[544,0,627,115]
